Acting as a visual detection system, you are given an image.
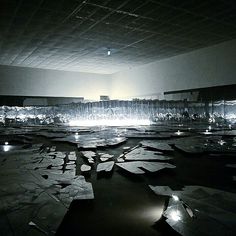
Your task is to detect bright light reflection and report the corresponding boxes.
[3,145,11,152]
[218,140,226,146]
[69,119,151,127]
[169,210,181,222]
[74,132,79,141]
[172,195,179,201]
[175,130,182,135]
[203,129,212,134]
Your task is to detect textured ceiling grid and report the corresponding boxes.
[0,0,235,74]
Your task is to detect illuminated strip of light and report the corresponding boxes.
[69,119,151,127]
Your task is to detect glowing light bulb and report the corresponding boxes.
[107,49,111,56]
[5,142,9,145]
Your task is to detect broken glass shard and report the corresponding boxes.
[116,161,175,174]
[96,161,115,173]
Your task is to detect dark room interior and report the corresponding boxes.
[0,1,236,236]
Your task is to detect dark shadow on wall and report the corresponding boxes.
[164,84,236,101]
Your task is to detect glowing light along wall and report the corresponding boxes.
[0,99,236,126]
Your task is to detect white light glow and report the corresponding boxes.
[3,145,10,152]
[203,129,212,134]
[69,119,151,127]
[218,140,226,146]
[208,125,212,131]
[172,195,179,201]
[169,210,181,222]
[5,142,9,145]
[107,49,111,56]
[74,132,79,141]
[175,130,182,135]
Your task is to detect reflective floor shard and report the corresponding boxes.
[140,140,174,152]
[124,147,173,161]
[116,161,176,174]
[97,161,115,173]
[149,185,236,236]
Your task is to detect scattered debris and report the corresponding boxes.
[99,153,114,162]
[97,161,115,173]
[81,151,96,164]
[123,146,130,151]
[81,164,91,173]
[50,146,56,152]
[68,151,77,161]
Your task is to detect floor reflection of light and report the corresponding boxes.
[175,130,182,136]
[74,132,79,141]
[218,140,226,146]
[137,206,164,222]
[203,129,212,134]
[3,145,11,152]
[169,210,181,222]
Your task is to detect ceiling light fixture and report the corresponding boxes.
[107,49,111,56]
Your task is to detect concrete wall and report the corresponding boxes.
[111,39,236,99]
[23,97,85,106]
[0,65,111,100]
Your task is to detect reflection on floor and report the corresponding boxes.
[0,123,236,236]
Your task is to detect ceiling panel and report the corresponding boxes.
[0,0,235,74]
